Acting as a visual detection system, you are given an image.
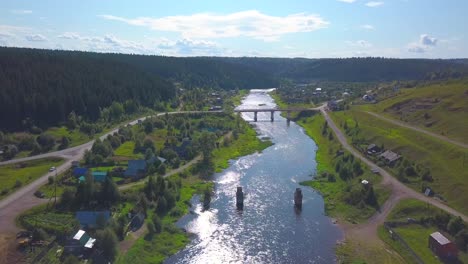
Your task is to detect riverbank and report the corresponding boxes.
[264,92,405,263]
[117,95,273,263]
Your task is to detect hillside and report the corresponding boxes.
[365,79,468,144]
[220,57,468,82]
[0,48,175,131]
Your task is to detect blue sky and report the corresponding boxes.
[0,0,467,58]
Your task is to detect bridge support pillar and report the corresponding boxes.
[286,111,291,121]
[270,111,274,122]
[254,111,258,122]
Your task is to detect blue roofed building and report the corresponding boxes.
[124,160,147,178]
[75,211,110,229]
[91,171,107,183]
[73,167,88,177]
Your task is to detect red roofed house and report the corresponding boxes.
[428,231,458,259]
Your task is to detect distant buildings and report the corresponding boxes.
[429,232,458,259]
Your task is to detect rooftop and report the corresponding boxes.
[430,232,451,245]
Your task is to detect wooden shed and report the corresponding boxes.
[428,231,458,259]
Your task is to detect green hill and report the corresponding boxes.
[366,79,468,144]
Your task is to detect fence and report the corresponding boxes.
[384,221,425,264]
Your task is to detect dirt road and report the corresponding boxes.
[319,107,468,262]
[364,111,468,149]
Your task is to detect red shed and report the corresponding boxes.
[428,232,458,259]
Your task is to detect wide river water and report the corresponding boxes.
[165,90,343,264]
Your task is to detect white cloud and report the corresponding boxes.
[25,34,47,42]
[407,34,438,53]
[361,24,375,30]
[337,0,357,3]
[10,9,33,15]
[57,32,81,40]
[345,40,372,48]
[99,10,329,42]
[365,1,384,7]
[156,38,222,55]
[0,24,30,37]
[420,34,437,46]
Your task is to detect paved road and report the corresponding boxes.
[364,111,468,149]
[0,111,222,233]
[320,107,468,223]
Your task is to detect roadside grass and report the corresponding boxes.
[297,114,389,223]
[294,113,397,264]
[211,124,272,172]
[114,141,143,159]
[362,79,468,144]
[47,126,90,147]
[377,226,419,264]
[331,109,468,215]
[379,199,468,264]
[0,158,64,200]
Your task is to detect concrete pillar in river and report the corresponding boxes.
[270,111,275,122]
[236,186,244,210]
[294,188,303,209]
[254,111,258,122]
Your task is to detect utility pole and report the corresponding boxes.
[54,169,57,207]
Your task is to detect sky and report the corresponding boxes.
[0,0,467,58]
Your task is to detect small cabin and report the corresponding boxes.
[429,231,458,259]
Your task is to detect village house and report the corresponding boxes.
[379,150,401,165]
[75,211,110,229]
[367,144,381,155]
[428,231,458,259]
[124,159,147,178]
[64,229,96,255]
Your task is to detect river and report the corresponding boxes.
[165,90,342,264]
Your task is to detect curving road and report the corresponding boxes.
[0,111,222,233]
[364,111,468,149]
[320,107,468,223]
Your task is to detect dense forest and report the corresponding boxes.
[0,48,175,131]
[1,46,468,132]
[219,57,468,82]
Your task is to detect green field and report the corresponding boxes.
[114,141,143,159]
[380,199,468,264]
[0,158,64,200]
[47,126,90,147]
[17,204,78,235]
[331,109,468,214]
[363,79,468,144]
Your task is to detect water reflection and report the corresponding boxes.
[165,89,342,264]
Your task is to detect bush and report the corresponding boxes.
[327,174,336,182]
[1,188,9,196]
[147,221,156,235]
[152,215,162,233]
[48,176,54,185]
[33,228,48,241]
[14,179,22,188]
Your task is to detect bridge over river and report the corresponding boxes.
[233,106,322,122]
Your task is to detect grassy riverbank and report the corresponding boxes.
[330,108,468,215]
[297,114,389,223]
[212,124,272,172]
[118,94,272,263]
